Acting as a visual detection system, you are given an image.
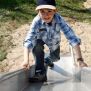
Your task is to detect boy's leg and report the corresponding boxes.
[31,39,47,82]
[50,46,60,61]
[45,46,60,67]
[32,39,46,74]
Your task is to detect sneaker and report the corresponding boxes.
[45,59,54,68]
[29,72,47,82]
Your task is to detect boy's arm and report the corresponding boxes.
[73,44,88,67]
[22,47,31,69]
[24,47,29,64]
[58,16,88,67]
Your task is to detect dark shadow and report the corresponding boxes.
[0,0,36,10]
[0,0,36,19]
[0,0,19,10]
[86,8,91,12]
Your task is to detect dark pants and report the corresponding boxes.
[32,39,60,73]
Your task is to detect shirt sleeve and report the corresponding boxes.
[59,16,81,47]
[23,18,38,49]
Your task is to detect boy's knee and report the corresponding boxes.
[33,39,44,53]
[33,44,44,54]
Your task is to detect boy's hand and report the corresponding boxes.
[77,58,88,67]
[21,60,34,70]
[78,61,88,67]
[21,61,30,70]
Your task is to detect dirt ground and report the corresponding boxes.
[0,1,91,72]
[84,0,91,10]
[0,18,91,72]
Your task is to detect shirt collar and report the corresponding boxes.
[53,13,62,23]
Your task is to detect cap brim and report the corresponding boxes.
[35,5,56,10]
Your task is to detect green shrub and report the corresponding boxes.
[0,50,7,62]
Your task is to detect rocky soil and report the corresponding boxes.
[84,0,91,10]
[0,18,91,72]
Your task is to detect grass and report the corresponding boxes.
[57,0,91,22]
[0,0,91,61]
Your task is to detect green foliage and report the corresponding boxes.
[56,0,91,22]
[0,34,12,61]
[0,0,90,23]
[0,50,7,62]
[0,0,36,22]
[0,0,36,8]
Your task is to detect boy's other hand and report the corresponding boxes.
[21,60,34,70]
[78,61,88,67]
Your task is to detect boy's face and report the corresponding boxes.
[39,9,56,23]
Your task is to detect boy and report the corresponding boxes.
[22,0,87,81]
